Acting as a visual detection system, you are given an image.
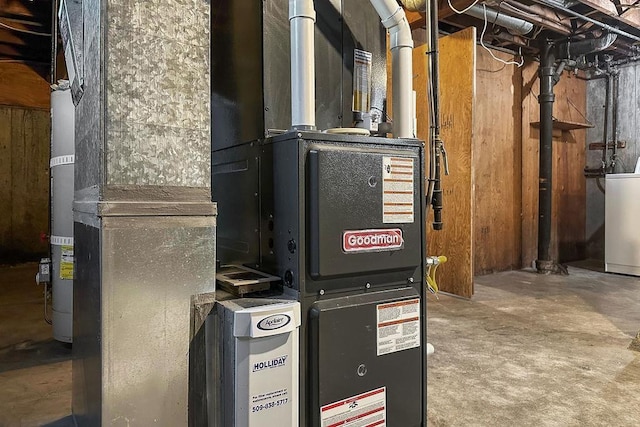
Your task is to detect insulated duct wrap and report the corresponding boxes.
[401,0,427,11]
[465,4,534,35]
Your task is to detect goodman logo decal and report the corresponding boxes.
[257,314,291,331]
[343,228,404,253]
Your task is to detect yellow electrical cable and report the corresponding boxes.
[426,255,448,295]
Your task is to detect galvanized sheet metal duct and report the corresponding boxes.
[402,0,427,11]
[465,4,534,35]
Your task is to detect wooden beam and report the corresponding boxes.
[0,44,50,62]
[0,62,50,109]
[617,0,640,27]
[0,0,51,19]
[508,2,573,35]
[440,0,573,35]
[438,0,477,19]
[576,0,619,17]
[406,10,427,29]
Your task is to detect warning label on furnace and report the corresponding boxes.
[376,298,420,356]
[320,387,386,427]
[382,156,414,224]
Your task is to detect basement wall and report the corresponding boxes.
[472,47,587,274]
[521,61,587,268]
[412,34,588,284]
[0,63,51,263]
[586,62,640,260]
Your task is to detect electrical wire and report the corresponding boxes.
[447,0,480,14]
[480,4,525,67]
[44,282,52,325]
[500,1,539,19]
[0,20,51,37]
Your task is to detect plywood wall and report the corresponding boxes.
[473,47,523,275]
[414,27,476,298]
[521,63,587,266]
[0,63,50,110]
[0,107,51,262]
[395,27,589,288]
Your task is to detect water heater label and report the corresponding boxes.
[382,156,414,224]
[60,245,74,280]
[343,229,404,253]
[376,298,420,356]
[320,387,386,427]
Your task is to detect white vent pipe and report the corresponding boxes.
[289,0,316,130]
[370,0,414,138]
[465,4,534,36]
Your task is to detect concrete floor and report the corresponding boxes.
[427,265,640,426]
[0,263,72,427]
[1,262,639,426]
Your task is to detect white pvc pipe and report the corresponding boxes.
[289,0,316,129]
[370,0,414,138]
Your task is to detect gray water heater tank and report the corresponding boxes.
[50,85,75,343]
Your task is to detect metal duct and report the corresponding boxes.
[556,33,617,59]
[465,4,534,36]
[289,0,316,129]
[401,0,427,12]
[370,0,415,138]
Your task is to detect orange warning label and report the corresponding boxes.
[376,298,420,356]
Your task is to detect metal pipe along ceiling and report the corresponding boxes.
[464,4,534,36]
[556,33,617,59]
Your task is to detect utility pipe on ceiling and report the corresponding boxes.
[370,0,415,138]
[289,0,316,130]
[556,33,617,59]
[464,4,534,35]
[531,0,640,43]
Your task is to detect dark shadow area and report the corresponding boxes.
[0,338,71,373]
[0,0,53,77]
[42,415,76,427]
[0,251,47,266]
[566,258,605,273]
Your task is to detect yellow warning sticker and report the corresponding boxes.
[60,245,74,280]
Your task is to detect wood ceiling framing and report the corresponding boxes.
[1,0,638,75]
[0,0,52,65]
[408,0,640,62]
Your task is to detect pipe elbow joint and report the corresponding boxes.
[389,17,415,50]
[289,0,316,21]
